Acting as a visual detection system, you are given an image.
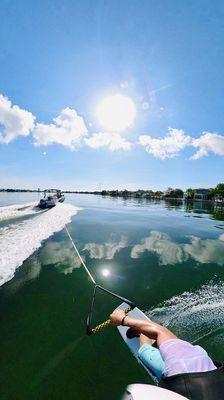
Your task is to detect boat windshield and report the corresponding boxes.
[44,189,62,197]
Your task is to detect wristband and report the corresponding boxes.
[121,316,127,326]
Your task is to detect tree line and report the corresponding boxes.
[89,183,224,200]
[1,183,224,200]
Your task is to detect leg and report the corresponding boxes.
[138,334,165,381]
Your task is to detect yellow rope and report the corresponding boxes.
[64,225,96,285]
[92,306,132,334]
[64,225,133,335]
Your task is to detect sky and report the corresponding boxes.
[0,0,224,191]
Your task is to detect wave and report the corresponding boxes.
[0,203,80,286]
[0,202,42,222]
[147,282,224,344]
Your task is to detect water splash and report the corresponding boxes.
[0,202,41,222]
[147,282,224,344]
[0,203,80,286]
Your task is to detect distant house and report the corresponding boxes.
[194,188,210,201]
[214,195,224,204]
[164,187,173,196]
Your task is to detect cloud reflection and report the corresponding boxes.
[40,241,81,274]
[131,230,224,266]
[83,236,127,260]
[184,235,224,266]
[5,258,41,294]
[131,231,186,265]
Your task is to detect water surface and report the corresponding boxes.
[0,193,224,400]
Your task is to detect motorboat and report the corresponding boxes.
[38,189,65,209]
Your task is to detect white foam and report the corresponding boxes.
[147,282,224,344]
[0,202,41,222]
[0,203,80,286]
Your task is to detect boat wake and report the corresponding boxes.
[0,202,42,222]
[0,203,80,286]
[147,282,224,345]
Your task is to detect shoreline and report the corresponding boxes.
[0,190,223,205]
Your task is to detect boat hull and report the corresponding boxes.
[58,195,65,203]
[38,199,58,209]
[38,189,65,209]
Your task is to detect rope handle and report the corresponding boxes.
[64,226,136,336]
[91,306,132,334]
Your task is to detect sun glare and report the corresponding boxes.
[97,94,136,132]
[102,268,110,277]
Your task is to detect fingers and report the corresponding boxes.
[110,309,126,326]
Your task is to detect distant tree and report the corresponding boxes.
[144,190,155,197]
[154,190,163,197]
[110,190,119,196]
[206,189,215,200]
[135,190,144,197]
[215,183,224,198]
[166,188,184,198]
[185,188,195,199]
[121,189,130,197]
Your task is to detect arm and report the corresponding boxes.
[110,309,177,347]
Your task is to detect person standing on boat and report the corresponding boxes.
[110,309,224,400]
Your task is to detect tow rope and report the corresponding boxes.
[64,225,135,335]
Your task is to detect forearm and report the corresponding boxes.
[110,310,177,347]
[124,316,161,338]
[124,316,177,346]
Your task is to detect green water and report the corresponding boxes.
[0,194,224,399]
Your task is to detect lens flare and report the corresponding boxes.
[102,268,110,277]
[97,94,136,132]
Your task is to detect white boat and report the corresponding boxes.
[122,384,188,400]
[38,189,65,209]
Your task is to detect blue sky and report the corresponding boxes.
[0,0,224,190]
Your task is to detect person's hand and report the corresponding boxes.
[110,309,126,326]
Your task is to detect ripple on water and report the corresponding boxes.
[147,282,224,344]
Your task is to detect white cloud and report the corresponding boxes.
[85,132,132,151]
[191,132,224,159]
[83,236,127,259]
[139,128,191,159]
[33,107,88,150]
[120,81,129,89]
[1,92,224,160]
[0,94,35,144]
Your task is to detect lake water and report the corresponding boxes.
[0,193,224,399]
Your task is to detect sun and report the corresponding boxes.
[102,268,110,277]
[96,94,136,132]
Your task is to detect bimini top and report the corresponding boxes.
[43,189,62,194]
